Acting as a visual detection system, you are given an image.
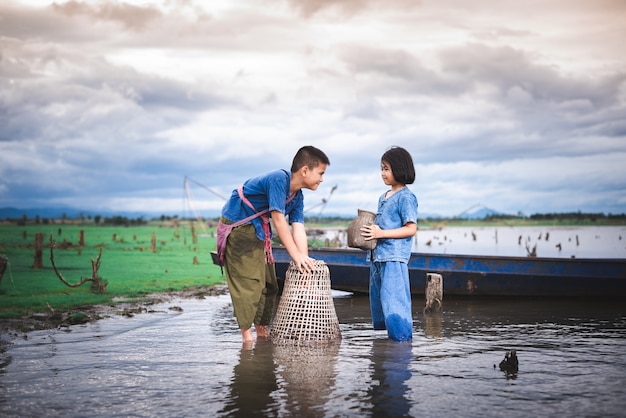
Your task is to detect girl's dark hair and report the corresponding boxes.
[291,146,330,172]
[382,146,415,184]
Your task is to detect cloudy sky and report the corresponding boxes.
[1,0,625,218]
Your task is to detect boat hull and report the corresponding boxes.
[271,247,626,297]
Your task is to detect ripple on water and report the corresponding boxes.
[1,295,625,417]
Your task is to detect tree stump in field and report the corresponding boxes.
[191,224,198,244]
[32,232,44,269]
[0,255,7,286]
[424,273,443,314]
[79,230,85,247]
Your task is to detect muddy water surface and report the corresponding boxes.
[1,293,625,417]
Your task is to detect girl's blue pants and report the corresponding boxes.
[369,261,413,341]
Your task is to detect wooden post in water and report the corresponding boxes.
[424,273,443,314]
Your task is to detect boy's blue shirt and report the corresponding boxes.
[371,186,418,263]
[221,169,304,242]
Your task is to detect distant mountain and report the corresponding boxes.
[0,206,464,221]
[0,207,165,221]
[458,207,502,219]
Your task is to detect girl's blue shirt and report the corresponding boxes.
[221,169,304,241]
[372,186,418,263]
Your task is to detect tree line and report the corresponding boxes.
[485,212,626,222]
[5,211,626,226]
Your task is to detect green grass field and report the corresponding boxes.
[2,215,623,320]
[0,223,224,318]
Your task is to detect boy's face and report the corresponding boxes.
[302,163,327,191]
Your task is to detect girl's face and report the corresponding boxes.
[381,160,396,186]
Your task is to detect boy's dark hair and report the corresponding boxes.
[382,146,415,184]
[291,146,330,173]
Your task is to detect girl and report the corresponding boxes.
[361,146,418,341]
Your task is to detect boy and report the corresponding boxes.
[220,146,330,343]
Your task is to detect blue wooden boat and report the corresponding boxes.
[268,246,626,297]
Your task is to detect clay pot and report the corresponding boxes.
[347,209,377,250]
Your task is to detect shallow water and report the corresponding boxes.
[324,225,626,259]
[1,294,625,417]
[412,225,626,259]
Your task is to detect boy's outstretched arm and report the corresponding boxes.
[271,211,314,272]
[290,222,309,255]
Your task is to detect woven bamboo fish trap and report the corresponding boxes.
[271,260,341,347]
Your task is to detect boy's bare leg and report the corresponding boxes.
[241,328,254,343]
[255,324,269,338]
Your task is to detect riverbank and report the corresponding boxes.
[1,284,229,333]
[0,222,229,365]
[0,284,230,370]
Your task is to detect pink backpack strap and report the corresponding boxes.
[237,185,296,212]
[237,186,269,218]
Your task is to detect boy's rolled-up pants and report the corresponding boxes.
[224,223,278,329]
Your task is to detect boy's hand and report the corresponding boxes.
[293,254,315,273]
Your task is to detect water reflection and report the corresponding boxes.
[274,343,340,416]
[368,339,413,417]
[219,341,278,417]
[219,341,341,417]
[423,313,443,338]
[1,295,625,417]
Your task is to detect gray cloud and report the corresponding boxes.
[51,1,163,30]
[1,0,625,217]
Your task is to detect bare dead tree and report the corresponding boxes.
[525,242,537,258]
[49,233,108,293]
